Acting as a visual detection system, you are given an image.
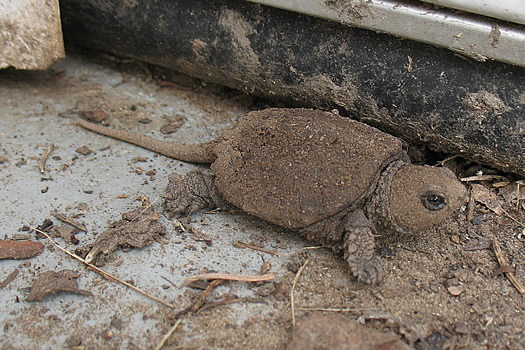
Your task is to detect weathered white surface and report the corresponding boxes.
[0,0,65,70]
[421,0,525,26]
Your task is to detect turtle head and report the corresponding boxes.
[388,164,466,231]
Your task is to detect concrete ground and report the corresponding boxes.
[3,53,524,350]
[0,55,315,349]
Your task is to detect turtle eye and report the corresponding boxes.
[421,191,447,211]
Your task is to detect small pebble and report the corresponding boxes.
[455,324,469,335]
[448,285,466,296]
[101,330,114,340]
[75,146,93,155]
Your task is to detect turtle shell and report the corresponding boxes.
[211,108,405,229]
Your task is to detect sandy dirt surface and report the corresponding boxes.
[0,52,523,349]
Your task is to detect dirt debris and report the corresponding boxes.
[75,145,93,155]
[81,203,166,265]
[463,90,508,115]
[288,313,412,350]
[471,183,505,215]
[82,109,106,122]
[160,114,186,134]
[55,225,80,245]
[26,270,90,302]
[34,218,54,234]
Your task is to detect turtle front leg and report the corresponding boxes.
[163,168,228,217]
[343,210,383,285]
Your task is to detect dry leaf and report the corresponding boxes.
[27,270,90,302]
[471,184,504,215]
[0,240,45,260]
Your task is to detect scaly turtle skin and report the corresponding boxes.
[77,108,466,284]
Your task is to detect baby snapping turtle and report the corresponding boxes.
[77,108,466,284]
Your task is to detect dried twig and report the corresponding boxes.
[460,174,508,182]
[260,261,272,275]
[0,268,20,288]
[197,298,241,313]
[172,218,186,231]
[154,319,182,350]
[187,224,213,243]
[158,271,270,348]
[161,276,178,288]
[435,155,459,167]
[39,144,54,174]
[192,280,222,312]
[406,55,413,72]
[30,226,176,308]
[296,307,362,313]
[234,240,279,256]
[181,272,275,287]
[501,208,525,228]
[291,259,309,327]
[492,238,525,294]
[131,196,160,222]
[53,212,87,232]
[301,246,324,250]
[517,181,524,209]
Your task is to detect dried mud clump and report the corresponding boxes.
[82,205,166,265]
[463,90,508,115]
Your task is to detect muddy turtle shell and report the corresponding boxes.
[211,108,405,229]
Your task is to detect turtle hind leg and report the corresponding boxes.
[163,168,228,217]
[343,210,383,285]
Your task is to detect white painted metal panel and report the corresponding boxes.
[421,0,525,25]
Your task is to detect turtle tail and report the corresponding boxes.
[75,118,217,164]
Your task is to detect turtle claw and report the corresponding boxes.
[351,257,383,285]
